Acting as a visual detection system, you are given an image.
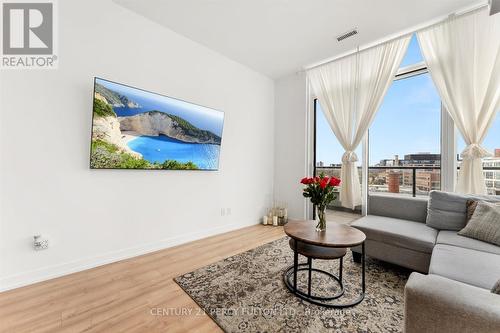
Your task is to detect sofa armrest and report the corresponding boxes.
[405,272,500,333]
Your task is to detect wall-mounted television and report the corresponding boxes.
[90,78,224,170]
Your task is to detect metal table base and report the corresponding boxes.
[283,242,365,308]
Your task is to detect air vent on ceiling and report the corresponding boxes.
[336,28,358,42]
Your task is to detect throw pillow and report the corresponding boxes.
[458,201,500,246]
[492,279,500,295]
[466,199,478,223]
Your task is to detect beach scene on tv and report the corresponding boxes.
[90,78,224,170]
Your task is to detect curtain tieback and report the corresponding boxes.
[342,151,359,163]
[461,143,491,160]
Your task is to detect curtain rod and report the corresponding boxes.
[302,3,489,72]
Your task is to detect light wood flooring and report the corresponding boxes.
[0,211,360,333]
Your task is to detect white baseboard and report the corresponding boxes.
[0,219,259,292]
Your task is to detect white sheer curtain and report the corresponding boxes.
[417,9,500,194]
[307,36,410,209]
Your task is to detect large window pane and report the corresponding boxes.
[369,72,441,197]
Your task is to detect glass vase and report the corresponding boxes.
[316,205,327,232]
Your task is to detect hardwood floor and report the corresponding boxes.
[0,212,360,333]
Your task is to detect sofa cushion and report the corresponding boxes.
[352,240,432,273]
[351,215,438,254]
[426,191,500,231]
[437,230,500,255]
[368,194,428,223]
[429,244,500,290]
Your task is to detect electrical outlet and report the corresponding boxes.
[34,235,48,251]
[227,208,232,215]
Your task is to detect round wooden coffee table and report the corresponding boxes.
[283,220,366,308]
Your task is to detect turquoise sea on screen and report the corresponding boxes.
[127,135,220,170]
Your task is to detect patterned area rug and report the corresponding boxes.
[175,237,410,332]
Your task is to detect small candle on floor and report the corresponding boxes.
[263,216,268,225]
[272,216,278,226]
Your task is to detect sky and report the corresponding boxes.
[316,35,500,166]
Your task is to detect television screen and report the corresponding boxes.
[90,78,224,170]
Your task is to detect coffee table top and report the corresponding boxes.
[284,220,366,248]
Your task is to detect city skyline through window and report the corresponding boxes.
[368,35,442,196]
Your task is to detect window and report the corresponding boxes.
[368,34,442,197]
[457,114,500,195]
[311,33,499,210]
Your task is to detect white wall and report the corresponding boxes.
[0,0,274,290]
[273,73,310,220]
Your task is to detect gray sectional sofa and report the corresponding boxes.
[350,191,500,333]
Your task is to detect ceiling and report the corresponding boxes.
[114,0,485,79]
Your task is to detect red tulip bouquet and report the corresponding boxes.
[300,173,341,231]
